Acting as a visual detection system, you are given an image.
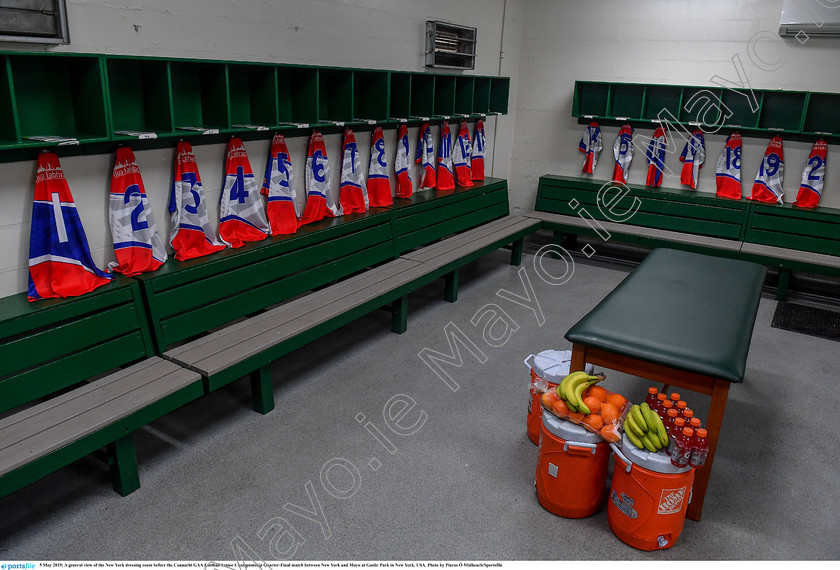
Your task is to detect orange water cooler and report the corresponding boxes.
[535,412,610,518]
[524,350,592,445]
[608,435,695,550]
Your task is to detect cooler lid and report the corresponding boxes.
[619,434,692,474]
[542,411,603,444]
[532,349,594,383]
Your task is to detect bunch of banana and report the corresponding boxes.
[624,402,669,453]
[555,370,606,415]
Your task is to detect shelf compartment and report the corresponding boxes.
[489,77,510,114]
[389,72,411,120]
[318,68,353,124]
[473,77,491,115]
[609,84,644,120]
[227,63,277,130]
[454,76,474,116]
[758,91,807,132]
[433,74,456,117]
[9,53,109,144]
[410,73,435,119]
[353,69,389,122]
[642,85,682,121]
[170,60,230,132]
[0,57,19,146]
[803,92,840,136]
[573,81,609,117]
[277,65,318,126]
[106,57,174,139]
[679,87,723,126]
[720,89,760,129]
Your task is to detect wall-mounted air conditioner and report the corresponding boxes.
[779,0,840,37]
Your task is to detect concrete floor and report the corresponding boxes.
[2,238,839,561]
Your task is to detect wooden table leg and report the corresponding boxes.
[685,378,730,522]
[570,343,587,373]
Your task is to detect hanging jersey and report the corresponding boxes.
[611,124,634,183]
[715,132,743,200]
[368,126,393,207]
[169,141,226,261]
[28,152,112,301]
[395,124,413,199]
[261,133,299,235]
[437,121,455,191]
[579,121,602,174]
[299,130,341,226]
[415,122,436,189]
[453,119,473,187]
[750,135,785,204]
[645,127,667,187]
[794,139,828,208]
[219,138,270,248]
[108,147,167,277]
[339,128,368,214]
[679,130,706,190]
[472,119,486,181]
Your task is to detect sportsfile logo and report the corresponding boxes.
[657,486,687,515]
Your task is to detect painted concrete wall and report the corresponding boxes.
[0,0,520,296]
[508,0,840,215]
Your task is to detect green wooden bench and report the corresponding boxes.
[0,279,202,499]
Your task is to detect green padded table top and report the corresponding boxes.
[565,248,767,383]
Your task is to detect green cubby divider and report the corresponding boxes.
[758,91,807,132]
[609,83,644,120]
[803,92,840,136]
[0,57,20,147]
[9,53,109,145]
[277,65,318,126]
[679,87,723,126]
[227,63,278,131]
[642,85,682,121]
[170,60,230,133]
[573,81,610,117]
[318,68,354,124]
[389,72,411,120]
[455,76,474,116]
[410,73,435,119]
[353,70,390,122]
[106,57,174,139]
[473,77,491,115]
[433,74,456,117]
[720,89,760,129]
[489,77,510,114]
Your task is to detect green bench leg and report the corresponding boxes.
[107,433,140,497]
[391,296,408,334]
[510,238,524,266]
[776,267,791,301]
[444,270,459,303]
[250,365,275,415]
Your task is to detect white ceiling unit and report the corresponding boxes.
[779,0,840,37]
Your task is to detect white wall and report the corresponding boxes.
[509,0,840,215]
[0,0,521,296]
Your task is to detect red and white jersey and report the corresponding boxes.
[750,136,785,204]
[28,152,112,301]
[299,130,341,226]
[368,126,393,207]
[794,139,827,208]
[453,119,473,187]
[261,133,299,235]
[415,122,436,189]
[339,128,368,214]
[437,121,455,191]
[579,121,602,174]
[108,146,167,276]
[611,125,634,183]
[472,119,486,181]
[219,138,270,248]
[679,130,705,190]
[645,127,667,188]
[169,141,226,261]
[395,124,413,198]
[715,132,742,200]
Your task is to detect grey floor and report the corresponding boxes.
[2,237,839,561]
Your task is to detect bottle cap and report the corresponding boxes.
[676,401,687,411]
[670,392,681,402]
[683,409,694,419]
[657,393,667,402]
[674,417,685,426]
[648,387,658,395]
[668,408,678,418]
[690,417,701,428]
[697,428,707,438]
[663,400,674,409]
[682,427,694,437]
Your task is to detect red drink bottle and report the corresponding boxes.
[646,387,660,410]
[669,427,694,468]
[690,428,709,467]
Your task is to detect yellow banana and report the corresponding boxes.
[555,385,578,412]
[573,378,603,414]
[631,405,649,432]
[624,414,645,438]
[565,372,604,410]
[641,403,658,430]
[558,371,589,406]
[658,429,669,447]
[641,432,658,452]
[625,430,645,450]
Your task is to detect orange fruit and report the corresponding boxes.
[599,402,619,424]
[552,398,571,417]
[582,414,604,432]
[541,391,560,410]
[587,386,608,402]
[567,411,585,425]
[582,396,602,414]
[600,425,621,443]
[606,392,627,410]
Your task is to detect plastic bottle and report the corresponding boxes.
[689,417,701,431]
[646,387,660,410]
[669,427,694,467]
[683,408,694,423]
[662,399,674,416]
[676,400,688,419]
[666,416,684,455]
[655,392,668,416]
[689,428,709,468]
[669,392,681,406]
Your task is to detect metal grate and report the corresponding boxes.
[425,20,476,70]
[0,0,69,44]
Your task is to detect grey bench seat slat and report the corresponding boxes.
[527,211,742,252]
[165,258,422,364]
[403,215,537,263]
[740,241,840,269]
[0,357,199,476]
[166,258,428,376]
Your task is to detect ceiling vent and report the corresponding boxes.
[425,21,476,70]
